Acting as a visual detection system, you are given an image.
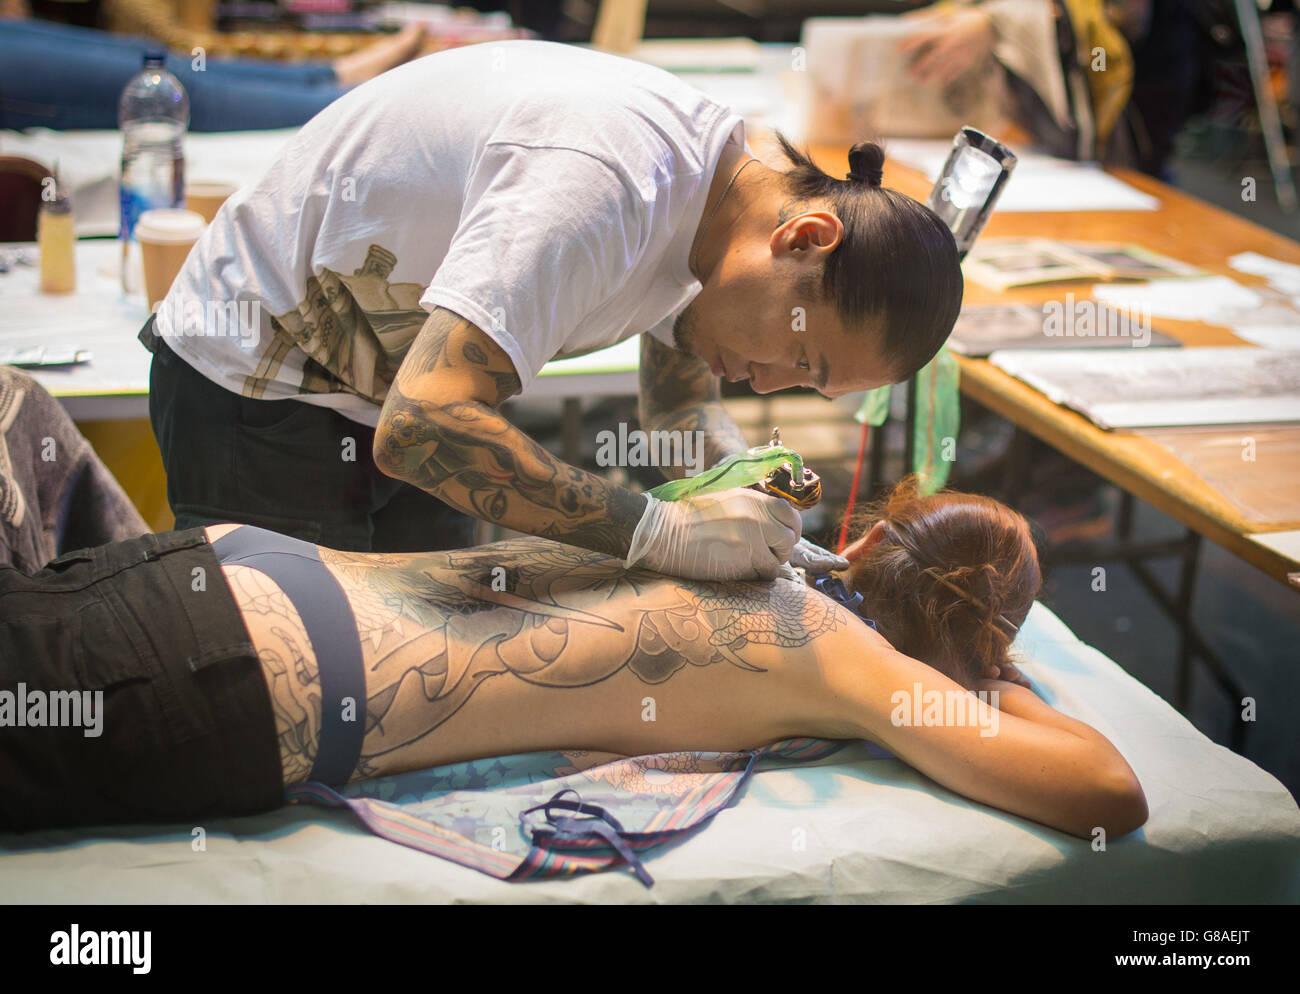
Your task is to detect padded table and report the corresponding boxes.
[2,600,1296,904]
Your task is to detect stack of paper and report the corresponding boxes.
[989,347,1300,429]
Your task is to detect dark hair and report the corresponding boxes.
[773,132,964,383]
[842,476,1042,688]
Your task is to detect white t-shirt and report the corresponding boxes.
[154,39,747,426]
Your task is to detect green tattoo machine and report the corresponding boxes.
[648,428,822,510]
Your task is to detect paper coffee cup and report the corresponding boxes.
[136,208,206,312]
[184,180,237,224]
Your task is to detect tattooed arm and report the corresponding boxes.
[638,334,749,482]
[373,308,647,558]
[819,632,1149,839]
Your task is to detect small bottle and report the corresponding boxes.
[39,167,77,295]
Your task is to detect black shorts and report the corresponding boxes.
[0,529,284,832]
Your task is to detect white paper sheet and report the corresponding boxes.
[626,38,763,73]
[884,138,1160,212]
[989,347,1300,429]
[1092,276,1264,323]
[1234,325,1300,349]
[1230,251,1300,296]
[1248,529,1300,565]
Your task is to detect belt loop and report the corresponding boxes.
[138,313,160,354]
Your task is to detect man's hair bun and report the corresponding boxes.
[846,141,885,187]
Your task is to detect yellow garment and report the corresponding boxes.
[980,0,1133,157]
[1059,0,1133,149]
[103,0,201,53]
[77,420,174,533]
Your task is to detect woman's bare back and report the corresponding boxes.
[211,526,867,786]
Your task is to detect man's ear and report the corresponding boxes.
[841,520,888,563]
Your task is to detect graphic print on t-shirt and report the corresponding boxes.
[245,244,427,403]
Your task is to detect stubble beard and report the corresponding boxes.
[671,300,700,357]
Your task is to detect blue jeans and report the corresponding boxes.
[0,17,347,131]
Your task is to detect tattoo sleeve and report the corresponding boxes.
[638,334,749,480]
[374,308,646,558]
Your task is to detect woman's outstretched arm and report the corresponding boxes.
[820,633,1149,840]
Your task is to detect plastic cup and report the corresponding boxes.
[184,180,237,224]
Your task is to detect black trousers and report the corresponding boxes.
[144,319,476,553]
[0,529,284,832]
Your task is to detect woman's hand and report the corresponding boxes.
[900,7,997,87]
[982,659,1032,690]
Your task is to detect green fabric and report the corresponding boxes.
[912,345,961,495]
[850,346,961,496]
[649,445,806,501]
[854,385,892,428]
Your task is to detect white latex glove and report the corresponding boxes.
[624,488,802,582]
[789,536,849,575]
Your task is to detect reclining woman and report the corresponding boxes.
[0,476,1147,839]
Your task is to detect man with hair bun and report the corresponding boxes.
[141,40,963,582]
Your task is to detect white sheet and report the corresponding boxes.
[0,128,297,237]
[2,601,1297,903]
[882,138,1161,213]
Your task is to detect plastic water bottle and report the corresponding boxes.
[119,52,189,290]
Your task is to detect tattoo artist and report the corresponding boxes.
[141,45,963,582]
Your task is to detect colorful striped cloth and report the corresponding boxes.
[286,737,858,887]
